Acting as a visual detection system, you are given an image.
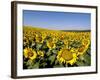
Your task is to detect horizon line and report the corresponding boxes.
[23,25,91,31]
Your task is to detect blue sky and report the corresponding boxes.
[23,10,91,30]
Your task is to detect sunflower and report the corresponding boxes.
[70,48,78,53]
[63,40,69,48]
[47,40,56,49]
[41,32,47,40]
[78,45,88,55]
[82,39,90,46]
[24,48,37,60]
[78,39,90,55]
[35,34,43,43]
[37,50,44,57]
[57,49,77,65]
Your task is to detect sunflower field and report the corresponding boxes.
[23,26,91,69]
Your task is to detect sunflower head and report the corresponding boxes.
[63,40,68,45]
[24,48,37,60]
[42,32,46,40]
[37,50,44,57]
[78,45,88,55]
[77,39,90,55]
[47,40,56,49]
[57,49,77,65]
[82,39,90,46]
[36,34,43,43]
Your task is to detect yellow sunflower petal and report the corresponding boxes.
[24,48,37,60]
[57,49,78,65]
[37,51,44,57]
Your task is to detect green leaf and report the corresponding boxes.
[48,55,56,65]
[26,60,33,66]
[83,54,91,65]
[52,49,58,54]
[46,50,52,56]
[54,60,59,65]
[76,60,85,66]
[32,62,39,68]
[27,65,33,69]
[36,43,42,50]
[79,55,85,61]
[54,62,64,68]
[40,62,47,68]
[77,53,91,66]
[56,40,64,46]
[31,42,36,48]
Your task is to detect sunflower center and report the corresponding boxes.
[38,37,42,41]
[47,41,55,48]
[83,40,89,45]
[78,45,85,52]
[61,50,73,61]
[28,50,34,57]
[49,42,54,47]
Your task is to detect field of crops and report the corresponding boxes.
[23,26,91,69]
